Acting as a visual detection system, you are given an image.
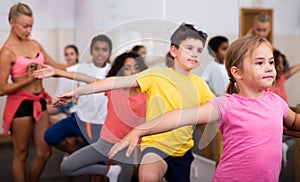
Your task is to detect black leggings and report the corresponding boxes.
[14,99,47,118]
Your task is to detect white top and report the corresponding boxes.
[201,60,228,96]
[67,62,111,124]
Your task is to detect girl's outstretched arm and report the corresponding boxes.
[53,75,138,106]
[286,64,300,79]
[108,102,220,158]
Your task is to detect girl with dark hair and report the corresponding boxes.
[64,45,79,66]
[270,50,300,102]
[131,45,147,59]
[47,44,80,117]
[57,52,148,182]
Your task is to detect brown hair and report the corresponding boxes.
[64,45,80,63]
[225,36,273,94]
[8,2,33,21]
[170,23,207,47]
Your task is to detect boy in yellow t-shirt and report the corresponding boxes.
[55,23,214,182]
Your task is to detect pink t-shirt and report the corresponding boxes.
[210,91,288,182]
[270,74,287,102]
[100,89,146,144]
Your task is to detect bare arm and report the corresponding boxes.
[53,75,139,106]
[285,64,300,79]
[284,108,300,130]
[33,64,97,83]
[108,102,220,158]
[33,40,68,70]
[0,48,36,96]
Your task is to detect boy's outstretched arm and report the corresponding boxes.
[108,102,219,158]
[33,64,98,83]
[53,75,138,106]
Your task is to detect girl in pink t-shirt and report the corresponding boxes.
[109,36,300,182]
[270,50,300,102]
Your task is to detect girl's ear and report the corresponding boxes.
[231,66,241,80]
[170,45,177,58]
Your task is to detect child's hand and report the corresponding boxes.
[32,64,55,79]
[108,130,140,159]
[53,90,76,106]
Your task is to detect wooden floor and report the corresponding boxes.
[0,141,91,182]
[0,135,296,182]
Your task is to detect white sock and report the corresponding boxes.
[107,165,121,182]
[282,142,289,167]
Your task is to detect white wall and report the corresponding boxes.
[73,0,300,106]
[0,0,300,134]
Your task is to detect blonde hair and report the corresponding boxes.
[225,36,273,94]
[8,2,32,21]
[254,12,271,24]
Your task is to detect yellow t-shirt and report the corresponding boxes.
[136,67,214,157]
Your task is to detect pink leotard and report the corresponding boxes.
[4,40,45,78]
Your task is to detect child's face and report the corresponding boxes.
[64,47,78,65]
[122,58,141,76]
[215,42,229,64]
[91,41,111,67]
[240,43,276,91]
[253,21,271,39]
[172,38,204,72]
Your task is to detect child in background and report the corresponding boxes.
[34,35,112,182]
[54,23,214,182]
[201,36,229,96]
[34,34,112,154]
[270,49,300,102]
[246,12,272,41]
[270,50,300,167]
[131,45,147,59]
[64,45,79,66]
[109,36,300,182]
[47,44,80,118]
[58,52,148,182]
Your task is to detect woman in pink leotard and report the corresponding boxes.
[0,3,67,182]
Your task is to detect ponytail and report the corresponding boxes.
[226,79,238,94]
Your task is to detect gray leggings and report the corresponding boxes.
[60,138,137,182]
